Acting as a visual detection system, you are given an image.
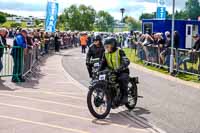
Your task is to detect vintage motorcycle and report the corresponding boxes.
[87,68,139,119]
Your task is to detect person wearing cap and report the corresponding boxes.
[0,28,8,74]
[86,35,105,78]
[11,29,27,83]
[99,37,130,104]
[178,34,200,73]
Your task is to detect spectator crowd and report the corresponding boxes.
[0,27,200,82]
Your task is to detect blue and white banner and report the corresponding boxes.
[45,0,59,32]
[156,0,166,20]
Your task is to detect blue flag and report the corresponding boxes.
[45,0,59,32]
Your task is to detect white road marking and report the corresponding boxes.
[0,93,87,110]
[0,115,89,133]
[0,102,150,132]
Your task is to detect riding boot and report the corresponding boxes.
[122,90,128,104]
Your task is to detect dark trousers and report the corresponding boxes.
[82,46,86,53]
[0,57,3,72]
[118,73,129,98]
[86,64,92,78]
[45,43,49,54]
[12,55,23,81]
[55,43,60,52]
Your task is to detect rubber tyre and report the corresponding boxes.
[87,84,112,119]
[125,82,138,110]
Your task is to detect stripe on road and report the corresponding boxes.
[0,93,87,110]
[0,115,89,133]
[0,102,149,132]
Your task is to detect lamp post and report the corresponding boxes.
[170,0,175,74]
[120,8,125,33]
[120,8,125,23]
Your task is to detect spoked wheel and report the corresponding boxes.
[87,83,111,119]
[125,81,138,110]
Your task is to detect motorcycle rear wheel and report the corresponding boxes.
[125,82,138,110]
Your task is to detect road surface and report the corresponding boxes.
[0,49,157,133]
[62,48,200,133]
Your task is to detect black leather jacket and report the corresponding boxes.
[86,44,105,64]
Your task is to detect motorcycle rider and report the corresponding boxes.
[99,37,130,104]
[86,35,105,78]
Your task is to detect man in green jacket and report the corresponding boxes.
[99,37,130,104]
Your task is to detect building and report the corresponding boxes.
[142,19,200,49]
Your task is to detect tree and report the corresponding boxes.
[139,13,155,20]
[35,19,41,26]
[95,10,114,32]
[79,5,96,31]
[175,10,188,19]
[124,16,141,31]
[185,0,200,19]
[59,4,96,31]
[0,14,6,24]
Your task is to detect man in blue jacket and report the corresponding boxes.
[11,29,27,83]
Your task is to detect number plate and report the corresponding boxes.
[99,74,106,80]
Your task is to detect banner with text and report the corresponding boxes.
[45,0,59,32]
[156,0,166,20]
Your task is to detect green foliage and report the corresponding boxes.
[10,23,22,28]
[95,10,114,32]
[139,13,156,20]
[1,21,26,28]
[175,10,188,19]
[35,19,41,26]
[59,4,96,31]
[0,11,16,17]
[124,16,141,31]
[0,14,6,24]
[57,5,115,32]
[185,0,200,19]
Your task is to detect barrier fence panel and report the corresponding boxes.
[0,46,24,79]
[134,44,200,77]
[176,49,200,76]
[143,45,160,66]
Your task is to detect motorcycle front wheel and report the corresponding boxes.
[125,82,138,110]
[87,83,112,119]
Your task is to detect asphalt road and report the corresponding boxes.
[62,48,200,133]
[0,49,153,133]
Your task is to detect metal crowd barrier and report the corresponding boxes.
[176,49,200,76]
[23,46,40,78]
[0,45,42,81]
[136,45,200,76]
[0,46,24,78]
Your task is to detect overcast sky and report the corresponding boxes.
[0,0,187,19]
